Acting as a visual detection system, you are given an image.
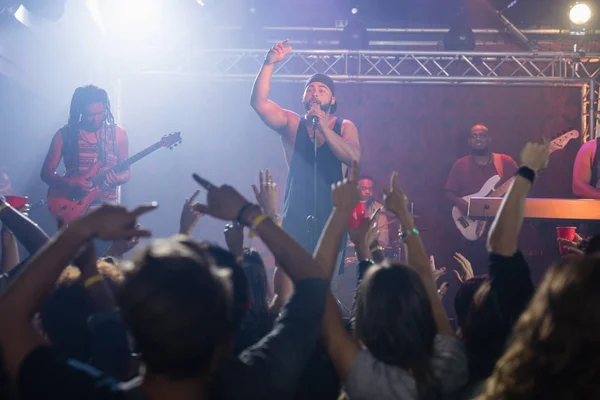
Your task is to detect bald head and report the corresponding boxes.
[469,124,491,152]
[471,124,488,134]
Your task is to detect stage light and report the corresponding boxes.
[570,3,592,26]
[444,8,475,51]
[340,18,369,50]
[351,7,358,15]
[20,0,67,21]
[116,0,163,28]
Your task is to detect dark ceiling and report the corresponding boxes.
[204,0,597,29]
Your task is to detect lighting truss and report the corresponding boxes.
[120,50,600,84]
[110,49,600,140]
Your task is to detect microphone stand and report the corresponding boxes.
[307,116,319,250]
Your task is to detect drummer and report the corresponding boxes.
[358,176,390,246]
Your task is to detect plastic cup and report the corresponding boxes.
[349,201,367,229]
[556,226,577,255]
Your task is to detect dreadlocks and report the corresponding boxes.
[63,85,116,169]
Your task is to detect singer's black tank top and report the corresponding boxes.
[282,117,344,252]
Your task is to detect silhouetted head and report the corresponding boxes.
[117,236,234,381]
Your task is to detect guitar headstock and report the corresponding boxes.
[160,132,183,149]
[549,129,579,152]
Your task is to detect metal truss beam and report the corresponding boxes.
[111,50,600,140]
[118,50,600,85]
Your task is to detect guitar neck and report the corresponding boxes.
[111,141,164,173]
[489,144,562,198]
[490,177,514,197]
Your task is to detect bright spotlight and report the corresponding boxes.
[570,3,592,26]
[116,0,163,27]
[351,7,358,15]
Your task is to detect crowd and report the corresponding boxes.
[0,140,599,400]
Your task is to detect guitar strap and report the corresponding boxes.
[492,153,504,178]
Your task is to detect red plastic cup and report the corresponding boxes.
[349,201,367,229]
[556,226,577,255]
[4,195,28,209]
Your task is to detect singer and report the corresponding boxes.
[250,38,361,252]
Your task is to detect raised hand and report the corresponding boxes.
[252,170,278,217]
[383,171,409,217]
[332,160,361,214]
[520,140,551,173]
[430,255,447,282]
[558,233,585,257]
[105,229,142,258]
[438,282,449,299]
[452,252,474,283]
[307,104,329,132]
[180,189,204,235]
[77,203,156,241]
[192,174,249,221]
[224,223,244,258]
[265,38,292,64]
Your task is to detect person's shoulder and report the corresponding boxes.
[452,155,470,166]
[55,125,69,137]
[497,153,515,161]
[372,200,386,212]
[578,139,597,154]
[497,153,518,165]
[114,125,127,135]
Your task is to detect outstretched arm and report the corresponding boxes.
[250,39,298,136]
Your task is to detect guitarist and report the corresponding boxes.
[41,85,130,215]
[444,124,518,270]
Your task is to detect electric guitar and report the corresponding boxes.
[453,130,579,240]
[47,132,182,223]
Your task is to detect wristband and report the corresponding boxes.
[236,202,255,225]
[84,275,104,288]
[515,166,535,184]
[370,245,385,253]
[400,228,420,242]
[248,214,269,238]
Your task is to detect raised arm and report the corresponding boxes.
[314,164,365,380]
[487,142,550,256]
[572,140,600,199]
[0,204,154,377]
[250,39,297,134]
[1,226,19,273]
[385,172,453,336]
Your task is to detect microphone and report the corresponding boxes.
[309,102,319,130]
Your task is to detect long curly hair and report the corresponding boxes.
[479,256,600,400]
[355,263,440,400]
